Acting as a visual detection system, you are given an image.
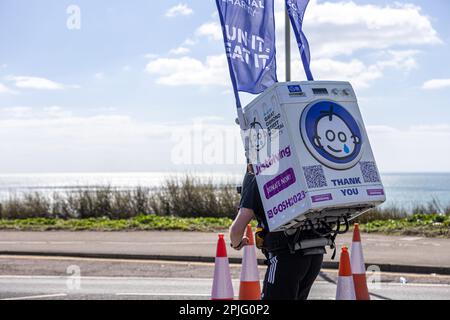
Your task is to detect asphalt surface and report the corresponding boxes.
[1,256,450,300]
[1,231,449,274]
[3,276,450,300]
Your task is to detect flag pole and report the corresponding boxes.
[285,5,291,82]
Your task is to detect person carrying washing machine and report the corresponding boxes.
[230,163,330,300]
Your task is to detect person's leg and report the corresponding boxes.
[296,254,324,300]
[262,252,310,300]
[262,253,297,300]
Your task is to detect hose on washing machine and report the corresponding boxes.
[306,215,350,259]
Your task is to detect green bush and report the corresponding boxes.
[360,213,450,238]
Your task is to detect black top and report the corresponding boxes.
[239,171,268,230]
[239,171,326,255]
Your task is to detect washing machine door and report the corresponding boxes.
[299,100,365,171]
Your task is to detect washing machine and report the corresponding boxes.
[242,81,386,232]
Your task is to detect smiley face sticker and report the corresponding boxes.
[300,101,364,170]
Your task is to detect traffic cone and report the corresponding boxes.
[351,223,370,300]
[211,234,234,300]
[239,225,261,300]
[336,246,356,300]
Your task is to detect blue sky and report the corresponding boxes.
[0,0,449,174]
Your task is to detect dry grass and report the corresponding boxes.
[0,176,448,223]
[0,176,240,220]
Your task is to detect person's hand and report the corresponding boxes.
[231,236,249,251]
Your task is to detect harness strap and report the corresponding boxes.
[262,215,351,257]
[306,215,350,260]
[286,227,302,254]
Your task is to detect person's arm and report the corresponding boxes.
[229,207,255,250]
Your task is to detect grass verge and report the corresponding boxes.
[0,215,234,232]
[360,213,450,238]
[0,213,448,238]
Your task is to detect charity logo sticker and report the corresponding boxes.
[300,101,364,170]
[249,118,267,152]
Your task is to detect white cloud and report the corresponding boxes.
[145,55,230,87]
[422,79,450,91]
[94,72,104,80]
[310,59,383,89]
[7,76,77,90]
[0,110,245,172]
[152,45,413,91]
[183,38,197,46]
[410,124,450,132]
[0,113,167,143]
[367,124,450,172]
[195,22,222,41]
[1,106,73,119]
[0,83,16,94]
[375,50,419,71]
[295,0,441,58]
[1,107,448,172]
[169,46,191,55]
[293,50,420,89]
[274,0,436,85]
[165,3,194,18]
[143,53,159,59]
[151,1,438,90]
[43,106,73,118]
[1,107,33,118]
[198,1,440,58]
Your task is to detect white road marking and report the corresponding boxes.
[0,241,48,245]
[379,282,450,288]
[0,255,220,266]
[0,255,246,269]
[400,237,424,241]
[0,275,216,281]
[0,275,68,280]
[1,293,67,300]
[0,241,83,245]
[2,256,450,283]
[0,241,215,246]
[116,293,211,297]
[102,241,215,246]
[0,275,448,287]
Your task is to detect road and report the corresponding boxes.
[1,255,449,300]
[1,231,449,275]
[2,275,450,300]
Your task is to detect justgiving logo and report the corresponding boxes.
[255,146,292,176]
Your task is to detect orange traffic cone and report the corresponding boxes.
[239,225,261,300]
[336,246,356,300]
[351,223,370,300]
[211,234,234,300]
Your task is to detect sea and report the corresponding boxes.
[0,172,449,211]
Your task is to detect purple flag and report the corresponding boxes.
[286,0,314,80]
[215,0,278,114]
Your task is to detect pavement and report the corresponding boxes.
[0,231,449,275]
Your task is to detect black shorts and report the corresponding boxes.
[262,251,324,300]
